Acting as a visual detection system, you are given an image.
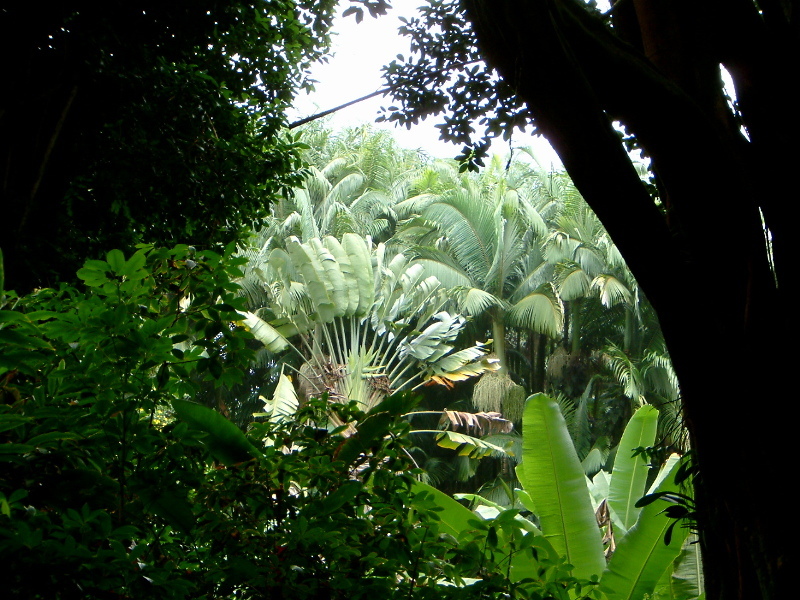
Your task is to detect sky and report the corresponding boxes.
[288,0,563,167]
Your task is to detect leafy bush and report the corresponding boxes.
[0,246,598,599]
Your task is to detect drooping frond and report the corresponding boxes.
[438,410,514,436]
[455,287,503,316]
[604,343,647,406]
[434,430,513,459]
[591,274,633,308]
[411,256,474,288]
[419,192,496,284]
[507,284,564,338]
[393,192,440,219]
[558,265,592,301]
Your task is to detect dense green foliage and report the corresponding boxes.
[0,247,607,599]
[258,126,683,469]
[1,1,336,291]
[0,2,709,595]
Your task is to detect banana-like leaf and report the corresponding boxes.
[400,312,461,362]
[309,237,348,318]
[440,410,513,436]
[324,235,359,317]
[455,493,542,535]
[414,481,555,584]
[431,430,510,458]
[587,470,611,513]
[666,534,704,600]
[411,481,481,540]
[600,455,691,600]
[239,310,289,353]
[286,237,336,322]
[256,373,298,424]
[652,532,703,600]
[518,393,606,580]
[172,400,261,466]
[608,404,659,532]
[342,233,374,316]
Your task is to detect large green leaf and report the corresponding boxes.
[239,310,290,353]
[507,288,563,338]
[342,233,374,317]
[309,237,348,318]
[518,393,606,580]
[172,400,261,466]
[255,373,298,424]
[411,481,553,584]
[432,430,509,458]
[286,236,336,322]
[411,481,480,540]
[601,455,691,600]
[324,235,359,317]
[608,404,659,532]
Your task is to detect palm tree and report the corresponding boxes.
[393,154,562,421]
[260,124,429,245]
[532,159,686,456]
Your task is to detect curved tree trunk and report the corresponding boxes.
[462,1,793,598]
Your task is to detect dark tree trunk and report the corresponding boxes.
[462,1,793,598]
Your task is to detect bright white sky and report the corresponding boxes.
[289,0,563,167]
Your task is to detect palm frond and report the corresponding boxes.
[591,274,633,308]
[507,285,564,338]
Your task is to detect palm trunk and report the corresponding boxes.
[491,311,508,374]
[570,298,582,356]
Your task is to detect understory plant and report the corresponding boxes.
[451,394,701,600]
[0,247,595,599]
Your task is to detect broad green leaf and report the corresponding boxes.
[433,430,508,458]
[518,393,606,580]
[318,480,362,516]
[26,431,80,447]
[324,236,359,316]
[410,481,480,540]
[669,534,704,599]
[286,237,335,322]
[455,493,542,535]
[260,373,298,424]
[342,233,374,317]
[172,400,261,466]
[0,327,53,350]
[106,249,126,275]
[609,404,659,531]
[121,249,148,279]
[601,455,691,600]
[309,237,348,318]
[239,310,289,352]
[0,310,26,324]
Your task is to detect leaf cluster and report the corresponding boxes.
[0,247,595,599]
[378,0,529,171]
[2,1,337,291]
